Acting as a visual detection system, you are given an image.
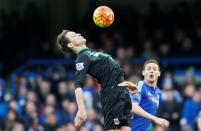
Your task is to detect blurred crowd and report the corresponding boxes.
[0,1,201,131]
[0,61,201,131]
[1,1,201,75]
[0,68,103,131]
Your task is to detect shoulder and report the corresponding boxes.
[78,52,90,57]
[136,81,145,93]
[199,111,201,117]
[76,52,90,61]
[156,88,162,95]
[187,98,193,103]
[75,53,90,70]
[184,99,193,105]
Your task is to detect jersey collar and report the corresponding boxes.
[144,81,158,91]
[77,47,89,54]
[144,81,161,94]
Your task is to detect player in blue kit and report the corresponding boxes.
[130,59,169,131]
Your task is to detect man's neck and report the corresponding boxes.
[74,45,88,54]
[144,80,157,88]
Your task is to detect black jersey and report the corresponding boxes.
[74,48,124,89]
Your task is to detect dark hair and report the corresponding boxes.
[57,30,70,52]
[143,59,160,70]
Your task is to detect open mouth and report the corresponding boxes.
[149,74,154,78]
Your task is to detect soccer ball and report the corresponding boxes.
[93,6,114,28]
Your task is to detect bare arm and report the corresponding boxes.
[75,88,85,109]
[118,81,138,93]
[132,102,169,128]
[132,102,157,121]
[74,88,87,127]
[74,53,90,127]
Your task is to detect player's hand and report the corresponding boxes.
[154,117,170,128]
[74,108,87,127]
[124,81,138,93]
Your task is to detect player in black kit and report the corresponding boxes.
[57,30,137,131]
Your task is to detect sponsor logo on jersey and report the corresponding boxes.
[147,93,159,107]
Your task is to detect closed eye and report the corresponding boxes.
[71,33,76,37]
[147,66,151,70]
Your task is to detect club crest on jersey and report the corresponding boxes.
[113,118,120,125]
[76,63,84,71]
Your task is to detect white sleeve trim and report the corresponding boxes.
[136,81,144,93]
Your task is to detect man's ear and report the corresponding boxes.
[158,71,161,77]
[142,70,145,76]
[67,43,73,48]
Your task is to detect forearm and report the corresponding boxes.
[75,88,85,110]
[120,81,135,87]
[132,102,157,121]
[118,81,138,92]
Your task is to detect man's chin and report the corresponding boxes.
[147,79,156,83]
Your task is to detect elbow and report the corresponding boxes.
[131,106,135,113]
[131,102,139,113]
[75,81,83,89]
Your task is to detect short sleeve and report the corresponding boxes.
[129,91,142,104]
[129,81,144,104]
[74,53,90,88]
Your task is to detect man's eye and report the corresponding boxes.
[153,67,157,71]
[71,33,75,37]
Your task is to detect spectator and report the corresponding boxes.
[38,80,51,103]
[161,72,183,103]
[66,122,77,131]
[46,65,66,95]
[28,117,44,131]
[61,99,76,124]
[17,83,29,113]
[9,100,18,111]
[45,94,63,123]
[44,112,60,131]
[142,40,155,59]
[115,47,127,64]
[58,81,75,102]
[122,63,133,79]
[93,122,104,131]
[22,101,38,127]
[157,88,182,131]
[4,109,25,131]
[158,43,170,58]
[79,126,89,131]
[183,84,195,101]
[84,107,100,130]
[83,76,97,109]
[181,89,201,131]
[27,91,38,103]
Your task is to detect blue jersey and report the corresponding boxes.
[130,81,161,131]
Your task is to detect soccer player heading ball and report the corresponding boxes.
[57,30,137,131]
